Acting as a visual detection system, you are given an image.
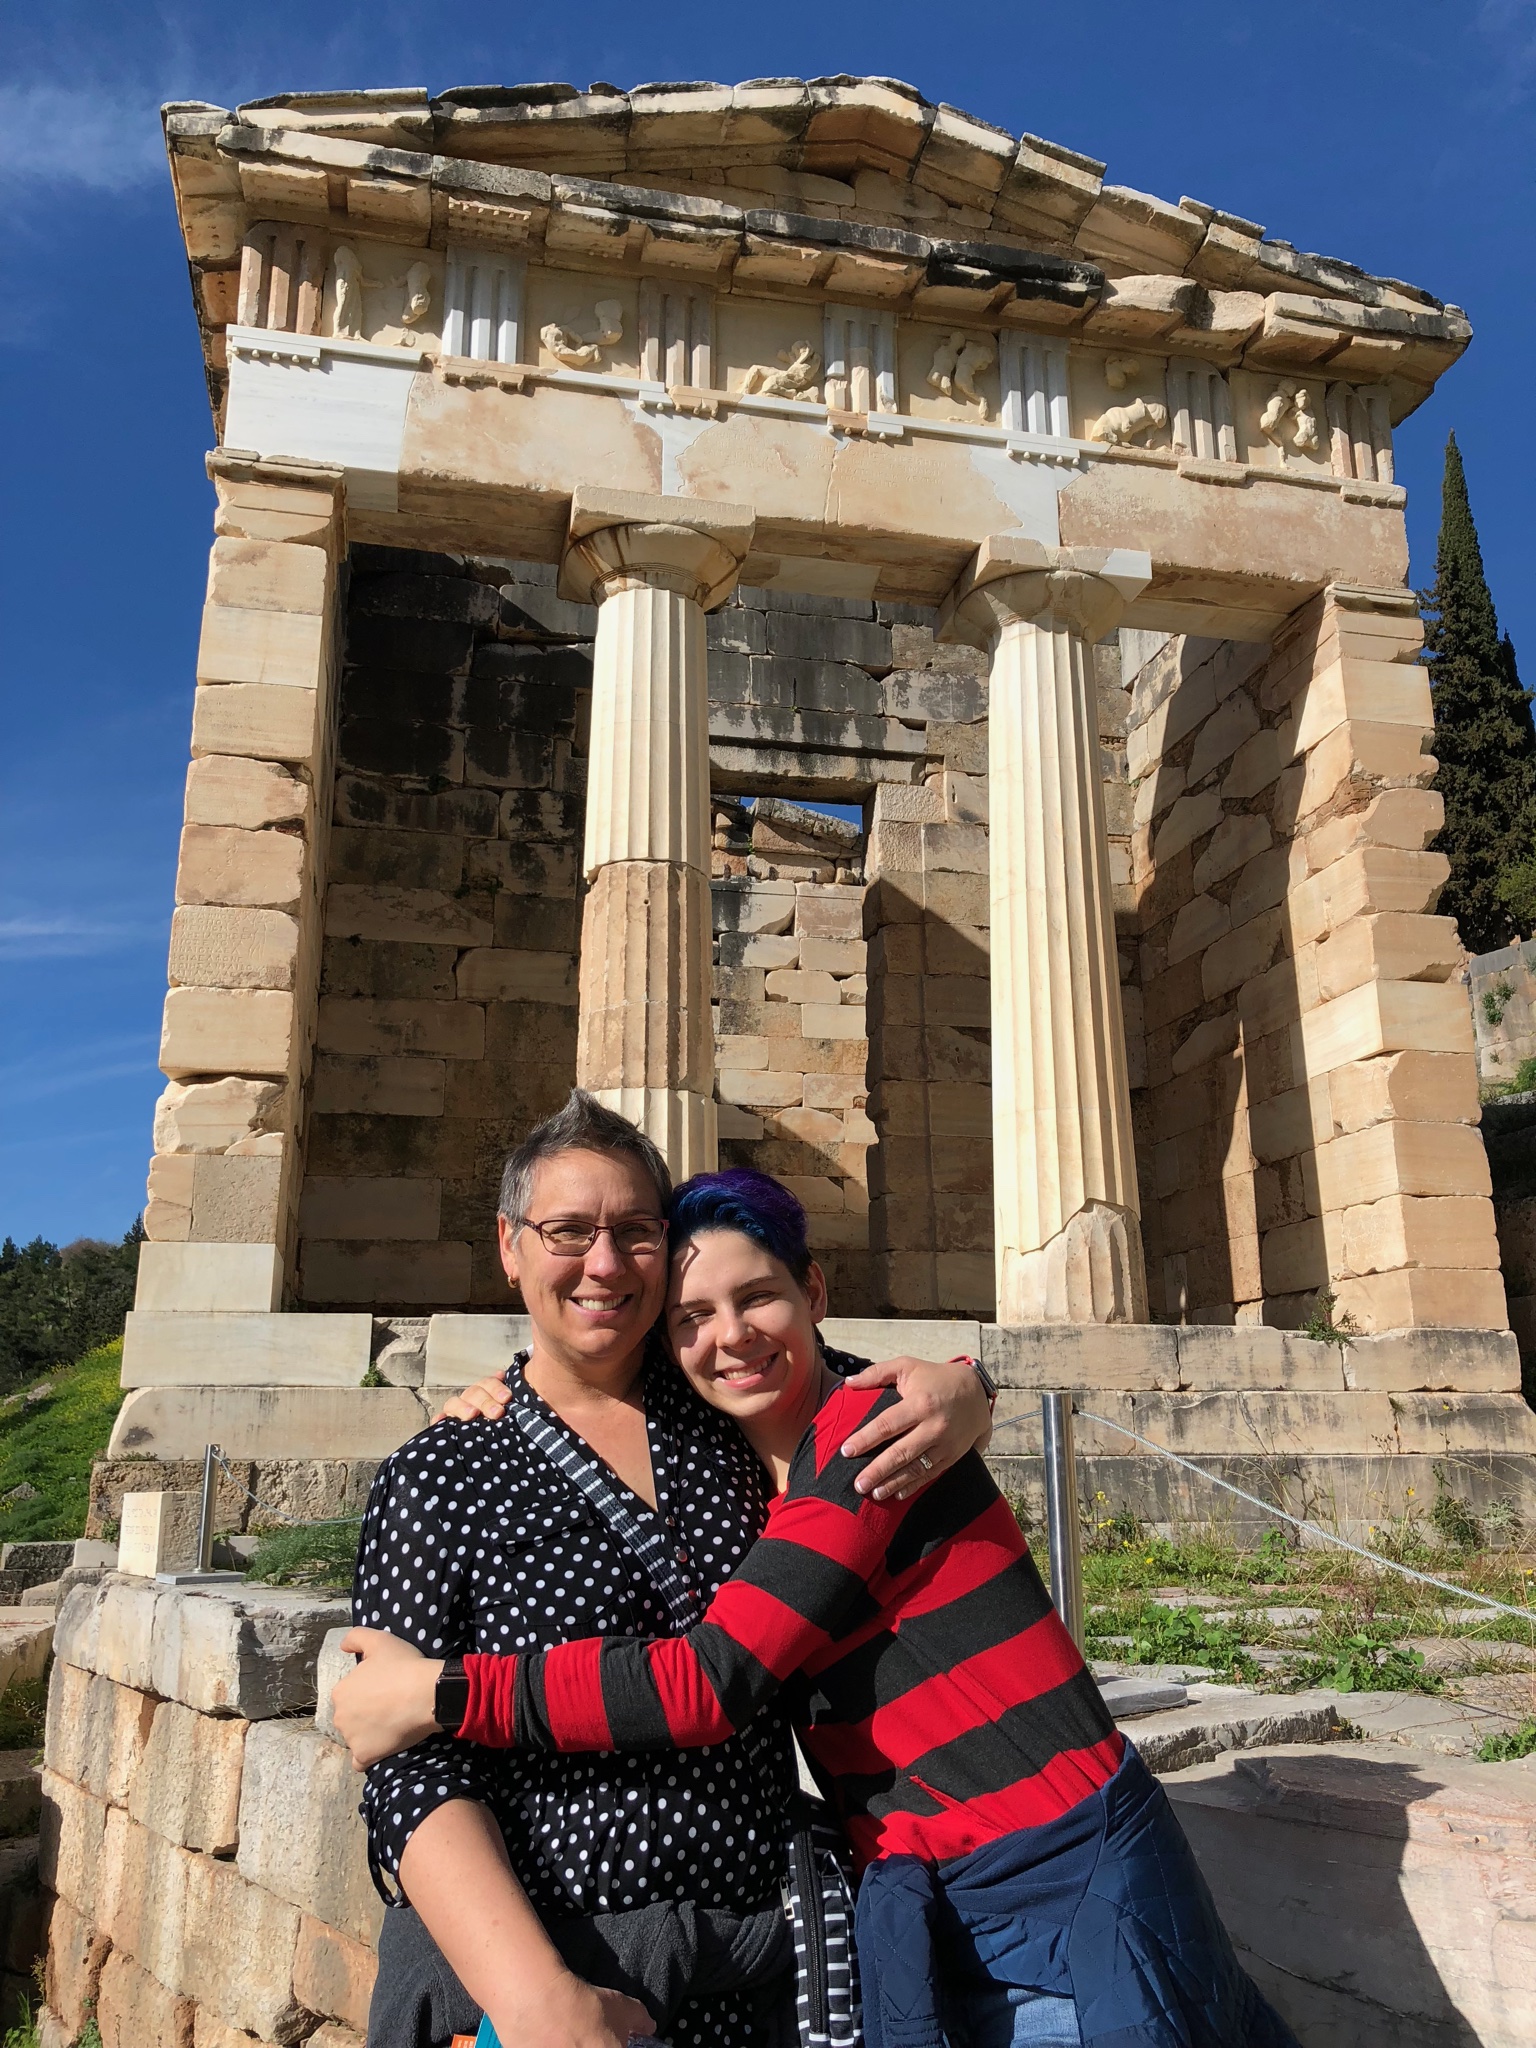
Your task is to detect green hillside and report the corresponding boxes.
[0,1339,127,1547]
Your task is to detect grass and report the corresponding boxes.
[0,1339,127,1547]
[1477,1717,1536,1761]
[244,1517,362,1593]
[1039,1495,1536,1707]
[0,1677,49,1752]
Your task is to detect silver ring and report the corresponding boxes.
[917,1453,934,1472]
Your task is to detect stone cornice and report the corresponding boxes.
[164,89,1471,439]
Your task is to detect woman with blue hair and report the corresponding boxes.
[340,1168,1300,2048]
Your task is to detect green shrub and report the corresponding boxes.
[244,1518,363,1592]
[1477,1717,1536,1761]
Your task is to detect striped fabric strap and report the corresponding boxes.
[509,1361,703,1628]
[786,1809,860,2048]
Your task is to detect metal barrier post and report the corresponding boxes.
[197,1443,220,1574]
[1041,1394,1084,1649]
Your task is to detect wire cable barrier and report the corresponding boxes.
[989,1404,1534,1623]
[211,1449,362,1529]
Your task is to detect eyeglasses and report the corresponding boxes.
[518,1216,669,1257]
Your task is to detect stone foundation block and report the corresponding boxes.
[45,1664,157,1805]
[159,986,296,1080]
[128,1700,246,1854]
[293,1914,377,2032]
[237,1722,382,1944]
[1166,1743,1536,2048]
[1342,1327,1522,1393]
[151,1584,350,1720]
[1333,1265,1509,1333]
[121,1311,375,1388]
[181,1854,306,2043]
[982,1323,1182,1392]
[107,1812,194,1991]
[423,1312,533,1387]
[185,754,308,831]
[134,1242,284,1314]
[96,1946,196,2048]
[42,1894,109,2040]
[93,1578,162,1691]
[108,1386,430,1461]
[194,2011,287,2048]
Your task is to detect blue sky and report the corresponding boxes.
[2,0,1532,1245]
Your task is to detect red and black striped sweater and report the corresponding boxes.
[461,1384,1123,1873]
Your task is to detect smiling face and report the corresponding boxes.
[664,1227,828,1426]
[498,1147,669,1380]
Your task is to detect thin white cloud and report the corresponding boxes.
[0,83,168,192]
[0,915,155,959]
[0,1037,159,1107]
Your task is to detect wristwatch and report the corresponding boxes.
[434,1654,470,1736]
[969,1354,999,1413]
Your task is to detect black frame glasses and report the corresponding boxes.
[518,1216,670,1257]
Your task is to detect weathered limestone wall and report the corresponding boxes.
[300,547,585,1310]
[1469,937,1536,1085]
[1125,589,1506,1334]
[140,460,347,1317]
[37,1576,370,2048]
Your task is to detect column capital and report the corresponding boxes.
[938,537,1151,652]
[560,487,755,611]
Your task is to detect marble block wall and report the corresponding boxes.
[1124,591,1506,1335]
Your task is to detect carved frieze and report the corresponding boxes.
[541,300,625,369]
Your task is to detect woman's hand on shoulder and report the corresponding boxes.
[332,1628,444,1769]
[431,1372,513,1425]
[836,1354,993,1501]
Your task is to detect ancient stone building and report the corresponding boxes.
[107,75,1536,1527]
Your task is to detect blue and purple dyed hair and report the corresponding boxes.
[668,1169,814,1283]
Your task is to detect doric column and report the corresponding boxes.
[940,538,1151,1323]
[560,489,754,1177]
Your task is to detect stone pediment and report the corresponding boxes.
[166,75,1469,440]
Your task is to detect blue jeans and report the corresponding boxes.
[943,1981,1081,2048]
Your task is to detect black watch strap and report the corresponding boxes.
[435,1654,470,1736]
[970,1354,999,1412]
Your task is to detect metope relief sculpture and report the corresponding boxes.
[541,301,625,370]
[328,245,365,340]
[738,344,822,401]
[1104,356,1141,392]
[927,332,997,419]
[1259,381,1321,457]
[1089,396,1169,447]
[401,263,433,330]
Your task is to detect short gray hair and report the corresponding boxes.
[497,1090,672,1226]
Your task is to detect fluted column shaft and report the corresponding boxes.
[941,541,1150,1322]
[561,492,754,1177]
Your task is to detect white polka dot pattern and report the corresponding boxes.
[355,1352,793,1959]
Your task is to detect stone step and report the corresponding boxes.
[1164,1741,1536,2047]
[1114,1684,1343,1774]
[0,1615,53,1696]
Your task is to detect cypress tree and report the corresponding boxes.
[1424,432,1536,954]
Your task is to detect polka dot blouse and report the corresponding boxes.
[354,1353,794,1935]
